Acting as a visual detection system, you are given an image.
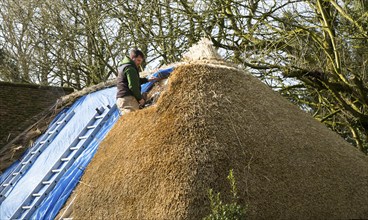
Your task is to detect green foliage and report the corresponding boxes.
[203,169,247,220]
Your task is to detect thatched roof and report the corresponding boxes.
[0,79,116,173]
[67,60,368,219]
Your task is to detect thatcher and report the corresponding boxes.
[67,59,368,219]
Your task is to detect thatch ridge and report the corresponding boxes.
[0,81,74,91]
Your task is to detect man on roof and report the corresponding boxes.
[116,48,156,115]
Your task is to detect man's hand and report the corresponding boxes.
[139,98,145,107]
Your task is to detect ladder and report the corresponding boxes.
[10,104,116,220]
[0,110,76,204]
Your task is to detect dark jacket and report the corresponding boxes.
[116,56,148,100]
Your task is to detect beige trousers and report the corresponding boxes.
[116,96,139,115]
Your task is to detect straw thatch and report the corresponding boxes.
[68,61,368,219]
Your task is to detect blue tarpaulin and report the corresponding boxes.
[32,107,120,219]
[141,67,174,93]
[0,88,117,219]
[0,66,174,219]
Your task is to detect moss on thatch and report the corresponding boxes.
[68,62,368,219]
